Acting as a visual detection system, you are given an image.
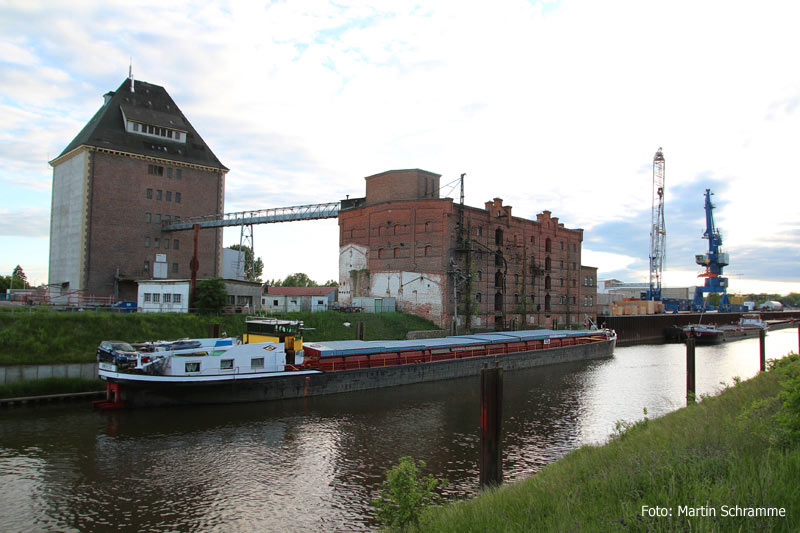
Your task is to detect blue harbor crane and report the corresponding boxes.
[692,189,730,311]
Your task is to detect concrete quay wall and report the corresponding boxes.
[0,363,98,385]
[600,311,800,346]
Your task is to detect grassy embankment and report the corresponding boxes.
[413,354,800,532]
[0,310,438,398]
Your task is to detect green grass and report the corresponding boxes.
[278,311,441,342]
[0,311,438,366]
[0,377,104,399]
[412,355,800,532]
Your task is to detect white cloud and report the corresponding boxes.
[1,0,799,295]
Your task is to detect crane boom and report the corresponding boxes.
[647,147,666,300]
[692,189,730,311]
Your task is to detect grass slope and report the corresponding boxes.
[0,311,438,366]
[415,357,800,532]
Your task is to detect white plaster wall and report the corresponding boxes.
[49,152,89,292]
[221,248,245,280]
[338,243,368,305]
[371,271,444,324]
[137,281,190,313]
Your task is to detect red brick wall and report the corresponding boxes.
[364,169,441,205]
[84,151,223,298]
[340,181,596,330]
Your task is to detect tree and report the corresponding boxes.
[280,273,315,287]
[12,265,29,288]
[228,245,263,282]
[780,293,800,308]
[194,278,227,314]
[323,279,339,287]
[707,293,721,307]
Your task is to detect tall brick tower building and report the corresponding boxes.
[48,76,227,302]
[338,169,598,331]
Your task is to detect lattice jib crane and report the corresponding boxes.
[692,188,730,311]
[647,148,666,300]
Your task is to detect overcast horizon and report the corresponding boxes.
[2,1,799,295]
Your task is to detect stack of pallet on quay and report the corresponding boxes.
[609,299,665,316]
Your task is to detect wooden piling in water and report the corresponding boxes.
[686,335,696,404]
[480,362,503,490]
[759,328,766,372]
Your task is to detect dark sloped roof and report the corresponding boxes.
[57,78,227,170]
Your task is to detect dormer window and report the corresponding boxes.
[125,118,186,143]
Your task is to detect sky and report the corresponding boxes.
[1,0,799,295]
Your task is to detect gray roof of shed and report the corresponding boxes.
[56,78,227,170]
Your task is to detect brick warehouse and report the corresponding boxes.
[48,76,227,302]
[338,169,598,331]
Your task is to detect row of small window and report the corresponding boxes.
[145,189,182,202]
[473,293,594,306]
[476,271,577,287]
[145,213,181,225]
[133,122,185,142]
[143,261,179,273]
[583,277,595,286]
[143,293,183,304]
[148,164,183,178]
[481,228,578,252]
[376,246,432,258]
[145,237,179,250]
[474,293,575,304]
[184,358,265,373]
[475,251,577,272]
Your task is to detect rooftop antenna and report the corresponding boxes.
[129,59,135,93]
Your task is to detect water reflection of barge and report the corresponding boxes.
[96,318,616,408]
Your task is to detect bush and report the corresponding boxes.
[774,353,800,445]
[371,456,447,530]
[194,278,227,314]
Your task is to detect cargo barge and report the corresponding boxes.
[668,313,797,345]
[95,318,616,408]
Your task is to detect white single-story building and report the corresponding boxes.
[262,286,337,313]
[137,279,263,313]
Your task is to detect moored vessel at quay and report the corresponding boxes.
[95,317,617,408]
[673,313,797,345]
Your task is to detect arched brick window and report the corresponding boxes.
[495,251,503,267]
[495,271,504,288]
[495,227,503,246]
[494,292,503,312]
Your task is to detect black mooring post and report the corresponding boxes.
[356,322,365,340]
[686,335,696,404]
[480,362,503,490]
[759,328,766,372]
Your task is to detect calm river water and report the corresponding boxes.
[1,329,798,531]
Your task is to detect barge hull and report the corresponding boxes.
[107,337,615,407]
